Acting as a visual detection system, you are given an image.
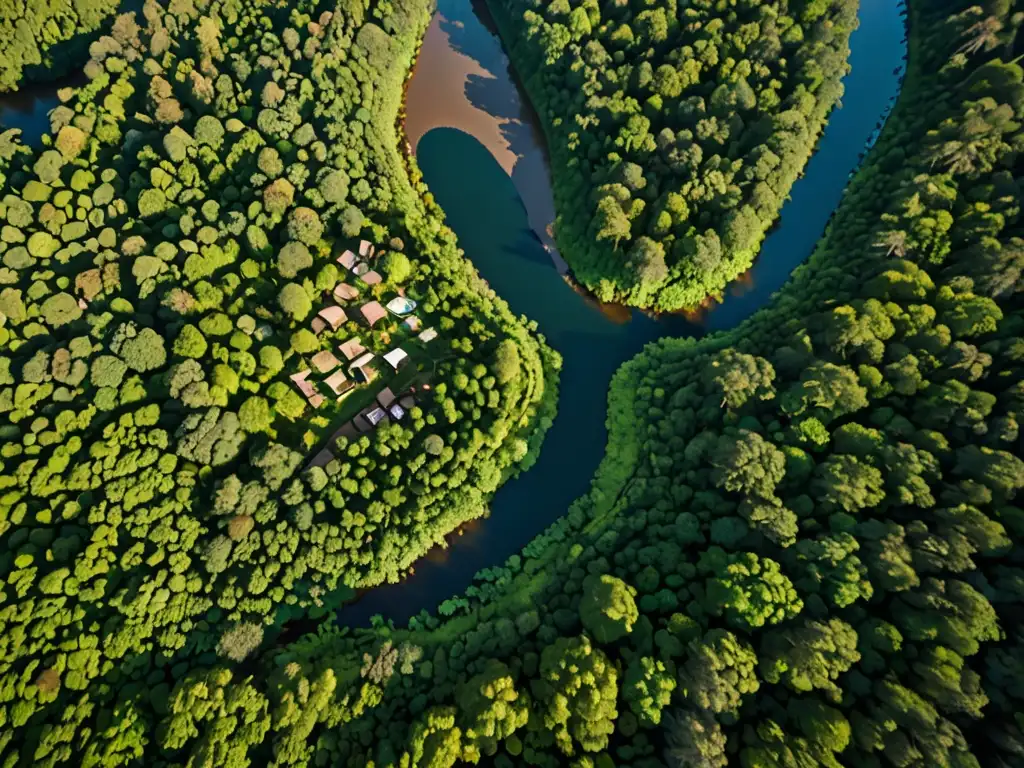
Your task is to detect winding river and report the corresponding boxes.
[0,0,909,628]
[339,0,907,625]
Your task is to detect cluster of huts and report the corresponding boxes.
[287,240,439,467]
[306,384,426,469]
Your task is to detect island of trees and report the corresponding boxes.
[489,0,861,310]
[1,0,1023,766]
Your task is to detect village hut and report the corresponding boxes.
[359,301,387,327]
[323,369,355,399]
[376,387,396,409]
[333,282,359,302]
[311,350,341,374]
[359,270,383,286]
[338,337,367,361]
[383,347,409,372]
[336,250,358,270]
[349,352,378,383]
[315,305,347,332]
[289,370,324,408]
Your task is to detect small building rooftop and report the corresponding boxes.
[386,296,417,316]
[338,337,367,361]
[350,351,378,383]
[290,370,326,409]
[418,327,438,343]
[317,305,348,331]
[359,301,387,327]
[376,387,396,408]
[337,250,358,270]
[311,350,341,374]
[360,270,383,286]
[333,282,359,302]
[323,369,355,398]
[359,240,375,258]
[363,406,387,427]
[383,347,409,371]
[289,370,316,398]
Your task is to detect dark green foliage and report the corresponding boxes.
[579,573,638,643]
[0,0,121,93]
[490,0,860,309]
[208,3,1020,767]
[534,634,619,755]
[0,0,556,763]
[2,0,1023,765]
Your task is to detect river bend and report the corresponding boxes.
[0,0,909,627]
[338,0,907,625]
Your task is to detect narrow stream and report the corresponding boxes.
[338,0,907,625]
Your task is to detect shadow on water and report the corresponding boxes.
[405,0,567,271]
[339,0,906,627]
[0,70,87,147]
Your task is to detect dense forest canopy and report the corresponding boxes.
[1,0,1023,765]
[490,0,861,310]
[0,0,124,91]
[232,1,1019,767]
[0,0,556,762]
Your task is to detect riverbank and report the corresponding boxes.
[0,0,146,145]
[400,0,568,273]
[485,0,874,312]
[495,0,924,610]
[0,0,121,94]
[288,0,1024,761]
[337,0,908,627]
[0,0,563,748]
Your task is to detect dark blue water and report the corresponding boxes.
[0,0,144,146]
[339,0,907,626]
[0,84,71,146]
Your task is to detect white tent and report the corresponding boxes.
[383,348,409,371]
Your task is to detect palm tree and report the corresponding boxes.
[957,15,1003,56]
[874,229,909,257]
[927,138,982,175]
[927,98,1017,176]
